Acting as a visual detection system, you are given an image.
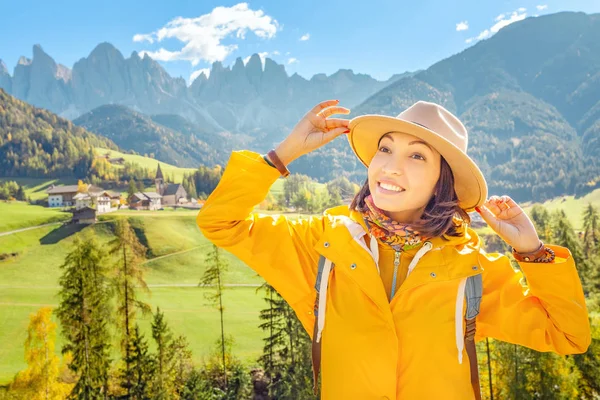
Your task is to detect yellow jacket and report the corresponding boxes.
[196,150,591,400]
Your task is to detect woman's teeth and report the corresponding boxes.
[379,182,404,192]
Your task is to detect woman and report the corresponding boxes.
[196,100,591,399]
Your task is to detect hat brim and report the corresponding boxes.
[348,115,488,212]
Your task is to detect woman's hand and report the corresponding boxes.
[275,100,350,165]
[476,195,541,253]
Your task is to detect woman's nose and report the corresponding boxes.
[382,160,404,176]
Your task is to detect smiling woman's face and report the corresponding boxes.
[367,131,442,224]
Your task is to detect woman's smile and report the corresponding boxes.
[376,181,406,195]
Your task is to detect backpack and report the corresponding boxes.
[310,254,483,399]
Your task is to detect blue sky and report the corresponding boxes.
[1,0,599,83]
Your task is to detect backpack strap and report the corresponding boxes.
[311,255,333,395]
[465,274,483,400]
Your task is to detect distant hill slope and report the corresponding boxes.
[0,89,117,178]
[74,104,232,168]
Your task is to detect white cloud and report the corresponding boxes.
[133,33,154,44]
[536,4,548,10]
[467,8,527,43]
[190,68,210,83]
[272,50,280,55]
[285,51,290,55]
[465,38,474,44]
[242,51,269,68]
[287,58,298,64]
[490,10,527,33]
[456,21,469,31]
[477,29,491,40]
[133,3,279,66]
[300,33,310,41]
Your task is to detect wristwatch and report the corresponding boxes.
[263,149,290,178]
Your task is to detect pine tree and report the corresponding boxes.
[200,244,229,389]
[529,205,553,242]
[581,204,600,295]
[202,336,252,399]
[572,329,600,398]
[9,307,73,399]
[109,218,151,397]
[256,282,314,399]
[150,307,176,399]
[169,335,194,396]
[257,283,288,396]
[56,236,112,399]
[127,179,137,199]
[121,324,154,399]
[582,203,600,254]
[15,184,25,201]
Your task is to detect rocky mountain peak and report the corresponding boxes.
[0,60,8,75]
[17,56,32,66]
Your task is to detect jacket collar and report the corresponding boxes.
[323,204,477,254]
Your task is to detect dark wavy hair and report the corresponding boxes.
[349,155,471,239]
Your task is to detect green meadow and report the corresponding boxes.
[0,201,71,232]
[0,213,266,385]
[522,189,600,230]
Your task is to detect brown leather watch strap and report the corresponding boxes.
[267,149,290,177]
[512,241,555,262]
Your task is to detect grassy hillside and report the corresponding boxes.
[0,201,71,233]
[523,188,600,230]
[95,147,197,184]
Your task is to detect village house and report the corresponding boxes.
[46,185,79,207]
[47,184,121,214]
[128,192,162,211]
[73,191,113,213]
[70,206,97,224]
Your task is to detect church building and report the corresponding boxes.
[155,163,187,205]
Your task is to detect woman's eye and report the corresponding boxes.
[411,153,425,161]
[378,146,390,153]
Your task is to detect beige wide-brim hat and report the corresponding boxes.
[348,101,488,212]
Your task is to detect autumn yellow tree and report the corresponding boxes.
[76,179,87,194]
[9,307,73,399]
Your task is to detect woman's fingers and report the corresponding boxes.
[322,126,351,142]
[324,118,350,130]
[318,106,351,118]
[476,204,500,231]
[500,195,520,210]
[484,196,504,216]
[482,195,522,219]
[310,99,340,115]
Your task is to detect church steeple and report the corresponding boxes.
[156,163,164,180]
[155,163,165,195]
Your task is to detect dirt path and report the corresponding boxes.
[141,245,204,264]
[0,222,62,237]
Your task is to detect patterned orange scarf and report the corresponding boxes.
[359,194,428,252]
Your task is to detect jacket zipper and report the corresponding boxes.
[390,250,401,300]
